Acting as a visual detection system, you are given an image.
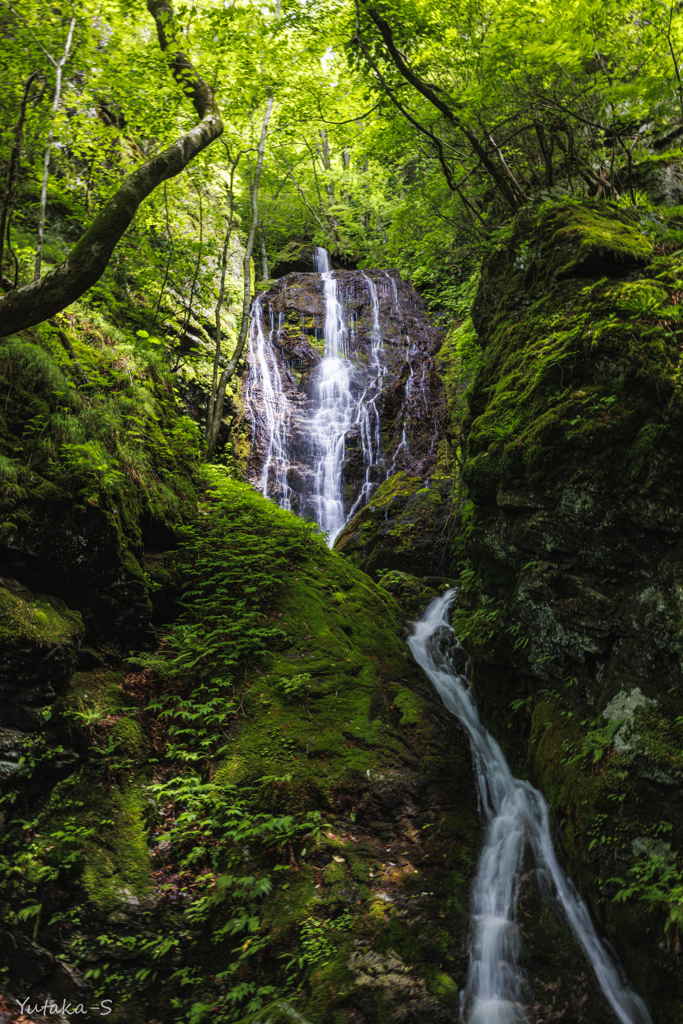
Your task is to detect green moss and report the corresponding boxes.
[539,201,653,279]
[0,587,83,647]
[367,471,423,505]
[0,310,200,635]
[63,668,132,716]
[80,785,151,913]
[109,717,151,762]
[391,687,426,728]
[35,774,151,915]
[335,473,453,581]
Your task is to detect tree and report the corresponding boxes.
[0,0,223,338]
[204,98,274,458]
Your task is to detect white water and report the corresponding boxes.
[306,247,354,543]
[409,592,653,1024]
[245,294,292,510]
[297,248,390,543]
[246,249,427,541]
[346,270,386,520]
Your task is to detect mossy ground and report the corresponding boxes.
[0,473,479,1024]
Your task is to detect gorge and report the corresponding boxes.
[2,2,683,1022]
[241,250,657,1024]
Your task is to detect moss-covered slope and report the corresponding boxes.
[0,473,479,1024]
[0,308,201,645]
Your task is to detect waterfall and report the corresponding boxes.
[307,246,353,543]
[244,294,292,510]
[247,247,397,545]
[409,592,653,1024]
[346,271,387,520]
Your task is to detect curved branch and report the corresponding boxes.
[361,5,525,209]
[0,0,222,338]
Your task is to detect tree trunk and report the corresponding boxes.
[35,16,76,281]
[0,0,222,338]
[204,97,274,459]
[0,71,40,288]
[260,226,269,280]
[320,129,335,199]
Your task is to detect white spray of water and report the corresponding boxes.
[245,295,292,509]
[409,591,654,1024]
[246,251,409,541]
[345,271,387,520]
[306,247,354,544]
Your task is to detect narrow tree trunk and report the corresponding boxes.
[205,97,274,458]
[0,71,40,288]
[152,183,174,329]
[206,154,240,435]
[179,187,204,344]
[260,226,269,280]
[35,16,76,280]
[0,0,223,338]
[319,129,335,199]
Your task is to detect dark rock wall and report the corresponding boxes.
[453,199,683,1021]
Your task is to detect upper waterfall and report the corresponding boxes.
[243,249,443,544]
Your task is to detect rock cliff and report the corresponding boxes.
[242,268,444,521]
[452,199,683,1021]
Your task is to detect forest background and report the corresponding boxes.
[2,1,683,1021]
[2,0,682,462]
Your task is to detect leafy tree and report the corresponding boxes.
[0,0,223,337]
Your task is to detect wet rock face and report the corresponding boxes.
[242,268,444,523]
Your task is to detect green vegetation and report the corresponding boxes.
[0,470,477,1021]
[3,0,683,1021]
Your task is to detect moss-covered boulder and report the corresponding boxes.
[334,471,454,581]
[0,579,83,728]
[451,198,683,1020]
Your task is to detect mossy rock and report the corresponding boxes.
[0,582,84,727]
[334,472,453,580]
[0,314,200,643]
[450,196,683,1020]
[46,775,152,916]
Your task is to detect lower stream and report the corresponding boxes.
[409,591,653,1024]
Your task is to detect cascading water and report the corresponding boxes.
[244,294,292,510]
[409,591,653,1024]
[346,271,387,520]
[306,247,354,543]
[247,247,408,545]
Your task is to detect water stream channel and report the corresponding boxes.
[245,253,654,1023]
[410,593,653,1024]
